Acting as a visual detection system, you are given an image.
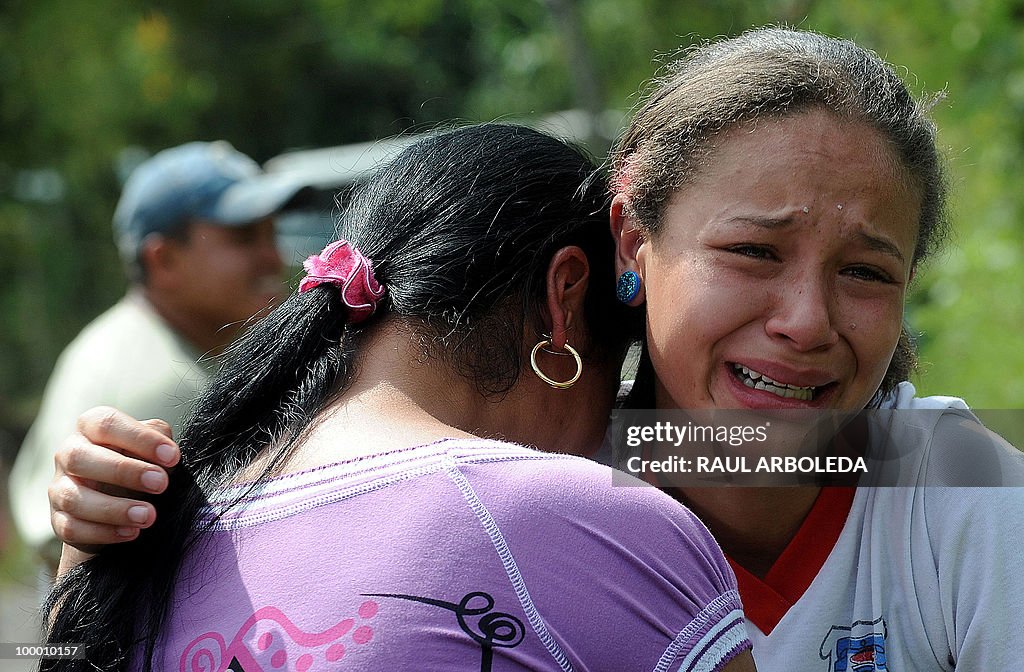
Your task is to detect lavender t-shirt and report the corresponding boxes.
[147,439,749,672]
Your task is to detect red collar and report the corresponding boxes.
[727,487,856,635]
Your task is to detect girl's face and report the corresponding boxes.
[615,109,920,412]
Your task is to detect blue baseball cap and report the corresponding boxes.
[113,141,310,260]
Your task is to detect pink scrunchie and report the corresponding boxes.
[299,239,385,323]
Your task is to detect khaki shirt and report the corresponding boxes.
[8,292,211,561]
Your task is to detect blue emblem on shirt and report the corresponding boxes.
[820,617,887,671]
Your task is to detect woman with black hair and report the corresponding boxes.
[43,124,755,672]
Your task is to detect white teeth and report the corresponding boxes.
[733,363,816,401]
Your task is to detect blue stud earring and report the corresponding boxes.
[616,270,641,304]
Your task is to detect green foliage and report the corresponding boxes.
[1,0,1021,447]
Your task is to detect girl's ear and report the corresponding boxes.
[610,194,646,306]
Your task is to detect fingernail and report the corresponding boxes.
[141,470,166,492]
[127,506,150,524]
[155,443,178,465]
[116,527,139,537]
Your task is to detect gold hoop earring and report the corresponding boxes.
[530,339,583,389]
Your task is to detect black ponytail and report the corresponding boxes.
[43,288,357,671]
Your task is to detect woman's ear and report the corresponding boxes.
[610,194,646,306]
[545,246,590,351]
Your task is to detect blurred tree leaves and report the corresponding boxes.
[1,0,1022,450]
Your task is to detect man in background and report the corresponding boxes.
[9,141,309,567]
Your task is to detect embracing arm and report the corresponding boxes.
[50,406,180,576]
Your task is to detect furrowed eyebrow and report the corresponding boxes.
[856,232,905,263]
[723,216,907,263]
[723,216,794,229]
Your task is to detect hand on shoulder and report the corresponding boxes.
[50,406,180,575]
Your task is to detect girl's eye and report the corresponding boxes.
[843,265,895,283]
[726,244,777,260]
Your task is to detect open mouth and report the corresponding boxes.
[730,363,831,402]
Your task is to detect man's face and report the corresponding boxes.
[172,218,285,331]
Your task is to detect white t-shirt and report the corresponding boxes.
[9,292,210,555]
[740,383,1024,671]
